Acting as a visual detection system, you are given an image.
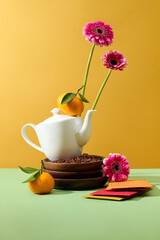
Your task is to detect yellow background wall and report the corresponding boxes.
[0,0,160,168]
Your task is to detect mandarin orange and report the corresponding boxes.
[57,93,84,116]
[28,172,55,194]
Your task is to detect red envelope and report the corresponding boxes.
[91,188,150,197]
[91,189,140,197]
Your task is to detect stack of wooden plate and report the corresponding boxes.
[42,154,108,190]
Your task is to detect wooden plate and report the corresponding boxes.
[43,158,103,172]
[42,168,102,179]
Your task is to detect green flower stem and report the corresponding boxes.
[82,43,95,97]
[92,69,112,110]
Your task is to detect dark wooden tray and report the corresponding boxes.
[53,176,108,190]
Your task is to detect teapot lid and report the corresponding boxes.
[42,108,75,124]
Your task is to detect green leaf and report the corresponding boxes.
[19,166,39,174]
[104,180,108,188]
[78,93,89,103]
[22,170,41,183]
[61,93,76,105]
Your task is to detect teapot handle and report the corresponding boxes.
[21,124,43,152]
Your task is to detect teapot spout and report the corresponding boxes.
[76,110,96,147]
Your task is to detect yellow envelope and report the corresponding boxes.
[83,194,124,201]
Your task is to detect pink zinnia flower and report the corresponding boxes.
[101,50,128,71]
[83,21,113,47]
[102,153,130,182]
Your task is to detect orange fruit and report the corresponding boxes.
[57,93,84,116]
[28,172,55,194]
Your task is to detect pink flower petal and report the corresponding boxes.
[117,174,128,182]
[111,174,117,181]
[109,153,117,161]
[106,172,113,181]
[103,158,112,166]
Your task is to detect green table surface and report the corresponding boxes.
[0,169,160,240]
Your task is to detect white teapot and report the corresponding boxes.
[21,108,95,161]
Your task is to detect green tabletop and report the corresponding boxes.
[0,169,160,240]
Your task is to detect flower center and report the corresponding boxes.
[111,60,117,65]
[111,161,123,174]
[97,29,103,34]
[115,165,119,170]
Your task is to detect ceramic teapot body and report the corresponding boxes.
[22,108,95,161]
